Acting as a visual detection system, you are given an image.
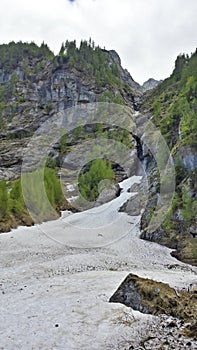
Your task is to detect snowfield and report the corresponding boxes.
[0,176,196,349]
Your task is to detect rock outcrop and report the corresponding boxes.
[139,50,197,266]
[110,273,197,346]
[0,42,142,180]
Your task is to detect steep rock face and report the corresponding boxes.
[0,42,142,180]
[109,50,142,93]
[139,50,197,265]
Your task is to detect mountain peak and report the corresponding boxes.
[142,78,162,92]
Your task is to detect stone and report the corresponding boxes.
[109,273,197,325]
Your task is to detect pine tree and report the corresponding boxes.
[78,159,114,201]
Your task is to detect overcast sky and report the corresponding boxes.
[0,0,196,84]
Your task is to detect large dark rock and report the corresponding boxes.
[109,273,197,323]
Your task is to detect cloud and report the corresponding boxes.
[0,0,196,84]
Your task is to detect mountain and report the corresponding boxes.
[0,40,142,231]
[1,42,197,350]
[0,40,196,266]
[0,41,142,181]
[142,78,162,92]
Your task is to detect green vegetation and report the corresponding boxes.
[0,41,54,73]
[99,91,124,104]
[0,40,129,134]
[0,180,8,220]
[0,168,67,230]
[0,41,55,130]
[141,49,197,264]
[181,187,197,224]
[143,50,197,149]
[78,158,114,201]
[173,238,197,266]
[56,39,122,89]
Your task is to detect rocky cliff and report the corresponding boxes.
[0,41,142,181]
[139,50,197,265]
[0,40,143,231]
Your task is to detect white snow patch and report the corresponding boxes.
[0,175,196,349]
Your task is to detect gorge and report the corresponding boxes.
[0,40,196,349]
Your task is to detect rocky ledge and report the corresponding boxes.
[109,273,197,348]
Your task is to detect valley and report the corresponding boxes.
[0,40,196,349]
